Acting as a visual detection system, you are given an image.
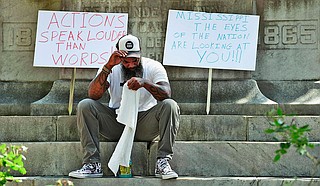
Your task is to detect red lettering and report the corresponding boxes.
[47,13,59,29]
[89,14,103,27]
[77,31,83,41]
[52,54,68,65]
[79,52,88,66]
[72,43,79,50]
[66,42,72,50]
[87,31,95,41]
[80,13,88,28]
[79,43,86,50]
[56,41,64,52]
[116,15,126,28]
[39,31,48,43]
[69,54,78,65]
[96,31,105,40]
[68,31,75,41]
[100,51,110,64]
[104,15,115,27]
[58,31,67,41]
[90,53,99,64]
[71,12,80,28]
[61,13,71,28]
[51,31,59,41]
[111,30,125,41]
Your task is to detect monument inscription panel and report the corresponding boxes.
[2,22,37,51]
[261,19,318,49]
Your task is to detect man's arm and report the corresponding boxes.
[88,69,110,100]
[144,81,172,101]
[88,50,127,100]
[127,78,171,101]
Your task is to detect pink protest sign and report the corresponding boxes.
[33,10,128,68]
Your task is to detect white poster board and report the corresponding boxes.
[163,10,259,71]
[34,10,128,68]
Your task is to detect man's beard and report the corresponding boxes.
[121,62,143,82]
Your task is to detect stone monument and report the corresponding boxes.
[0,0,318,116]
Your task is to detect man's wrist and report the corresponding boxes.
[104,64,113,70]
[102,65,112,74]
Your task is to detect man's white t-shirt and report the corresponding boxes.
[97,57,169,112]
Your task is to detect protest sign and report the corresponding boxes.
[163,10,259,71]
[34,10,128,68]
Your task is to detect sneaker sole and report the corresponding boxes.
[69,172,103,179]
[162,174,178,180]
[156,173,178,180]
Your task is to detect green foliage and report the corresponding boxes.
[265,107,316,163]
[265,107,320,186]
[0,144,27,186]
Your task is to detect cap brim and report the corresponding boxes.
[126,51,141,58]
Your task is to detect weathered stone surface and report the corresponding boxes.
[5,141,320,177]
[254,0,320,81]
[178,103,276,115]
[171,79,275,104]
[9,142,147,176]
[177,115,247,141]
[30,79,276,116]
[5,176,320,186]
[56,116,79,141]
[248,115,320,142]
[257,80,320,103]
[30,80,108,116]
[3,115,320,142]
[0,115,247,142]
[0,82,52,115]
[0,0,61,82]
[0,116,56,142]
[150,141,320,177]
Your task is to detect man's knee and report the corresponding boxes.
[77,98,96,112]
[162,99,180,113]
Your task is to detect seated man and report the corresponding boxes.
[69,34,180,180]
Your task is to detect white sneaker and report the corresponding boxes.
[155,158,178,180]
[69,162,103,178]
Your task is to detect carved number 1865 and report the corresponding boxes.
[264,24,316,45]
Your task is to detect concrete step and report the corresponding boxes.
[1,115,319,142]
[4,141,320,177]
[5,176,320,186]
[28,79,320,116]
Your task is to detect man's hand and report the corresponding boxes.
[105,50,128,69]
[127,78,171,101]
[127,77,145,90]
[88,50,127,100]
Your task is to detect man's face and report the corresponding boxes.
[121,57,140,71]
[121,57,143,81]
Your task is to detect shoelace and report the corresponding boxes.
[80,163,94,171]
[158,159,172,173]
[80,162,101,172]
